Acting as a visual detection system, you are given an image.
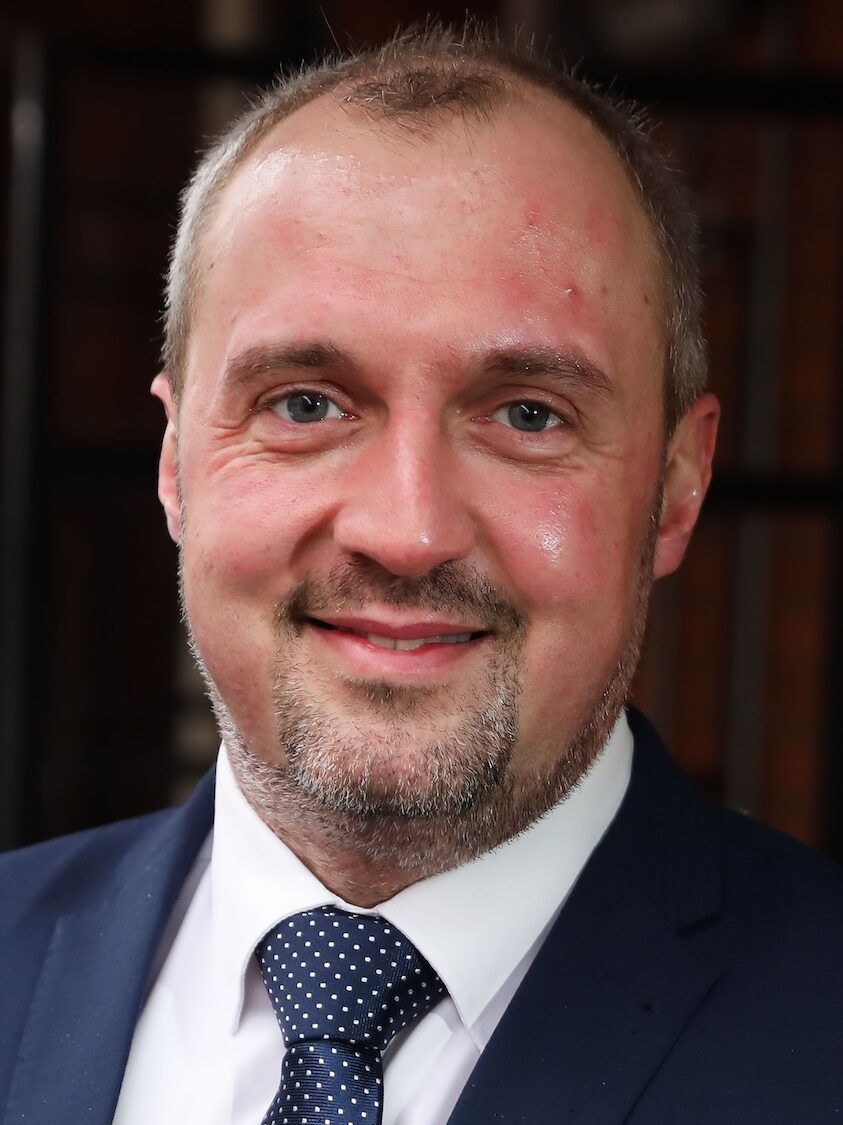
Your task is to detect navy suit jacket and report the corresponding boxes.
[2,709,843,1124]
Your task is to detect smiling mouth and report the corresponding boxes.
[308,619,489,651]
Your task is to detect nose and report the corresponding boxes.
[332,422,476,578]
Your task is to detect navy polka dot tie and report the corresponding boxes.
[255,906,446,1125]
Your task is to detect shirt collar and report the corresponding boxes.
[211,714,633,1042]
[378,713,632,1044]
[211,747,341,1033]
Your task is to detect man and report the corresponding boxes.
[2,26,842,1125]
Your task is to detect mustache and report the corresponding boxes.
[277,558,526,638]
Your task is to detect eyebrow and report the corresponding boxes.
[223,341,350,387]
[222,340,613,397]
[478,347,614,398]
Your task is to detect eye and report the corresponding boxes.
[491,401,564,433]
[270,391,346,424]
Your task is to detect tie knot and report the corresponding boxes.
[256,906,445,1054]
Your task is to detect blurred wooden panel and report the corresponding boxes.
[37,475,178,836]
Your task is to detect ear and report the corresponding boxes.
[150,371,182,544]
[653,393,720,580]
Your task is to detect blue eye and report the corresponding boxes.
[492,401,563,432]
[271,392,345,424]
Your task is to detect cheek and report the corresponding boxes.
[487,475,642,618]
[181,461,332,592]
[177,470,301,728]
[498,477,653,727]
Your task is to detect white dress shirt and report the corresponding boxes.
[114,715,632,1125]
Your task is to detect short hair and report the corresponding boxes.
[163,23,706,431]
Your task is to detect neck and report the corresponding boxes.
[223,718,609,906]
[236,772,461,905]
[262,822,431,907]
[225,748,530,907]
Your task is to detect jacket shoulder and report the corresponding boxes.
[0,769,215,921]
[626,707,843,926]
[0,807,181,919]
[717,800,843,954]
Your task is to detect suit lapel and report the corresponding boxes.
[5,714,721,1125]
[3,772,214,1125]
[448,710,724,1125]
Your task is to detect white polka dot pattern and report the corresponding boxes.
[255,907,445,1125]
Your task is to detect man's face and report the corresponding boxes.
[156,92,715,862]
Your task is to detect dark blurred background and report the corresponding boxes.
[1,0,841,860]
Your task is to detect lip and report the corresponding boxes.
[307,614,488,641]
[305,618,490,679]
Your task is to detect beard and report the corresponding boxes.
[183,498,658,881]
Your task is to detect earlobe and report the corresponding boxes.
[652,393,720,579]
[151,372,182,544]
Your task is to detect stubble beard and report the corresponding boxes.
[183,502,658,881]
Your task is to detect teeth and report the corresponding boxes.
[364,632,474,650]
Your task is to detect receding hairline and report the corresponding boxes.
[212,77,652,226]
[165,28,706,431]
[184,74,667,374]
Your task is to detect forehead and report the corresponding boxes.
[211,88,658,265]
[191,90,663,388]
